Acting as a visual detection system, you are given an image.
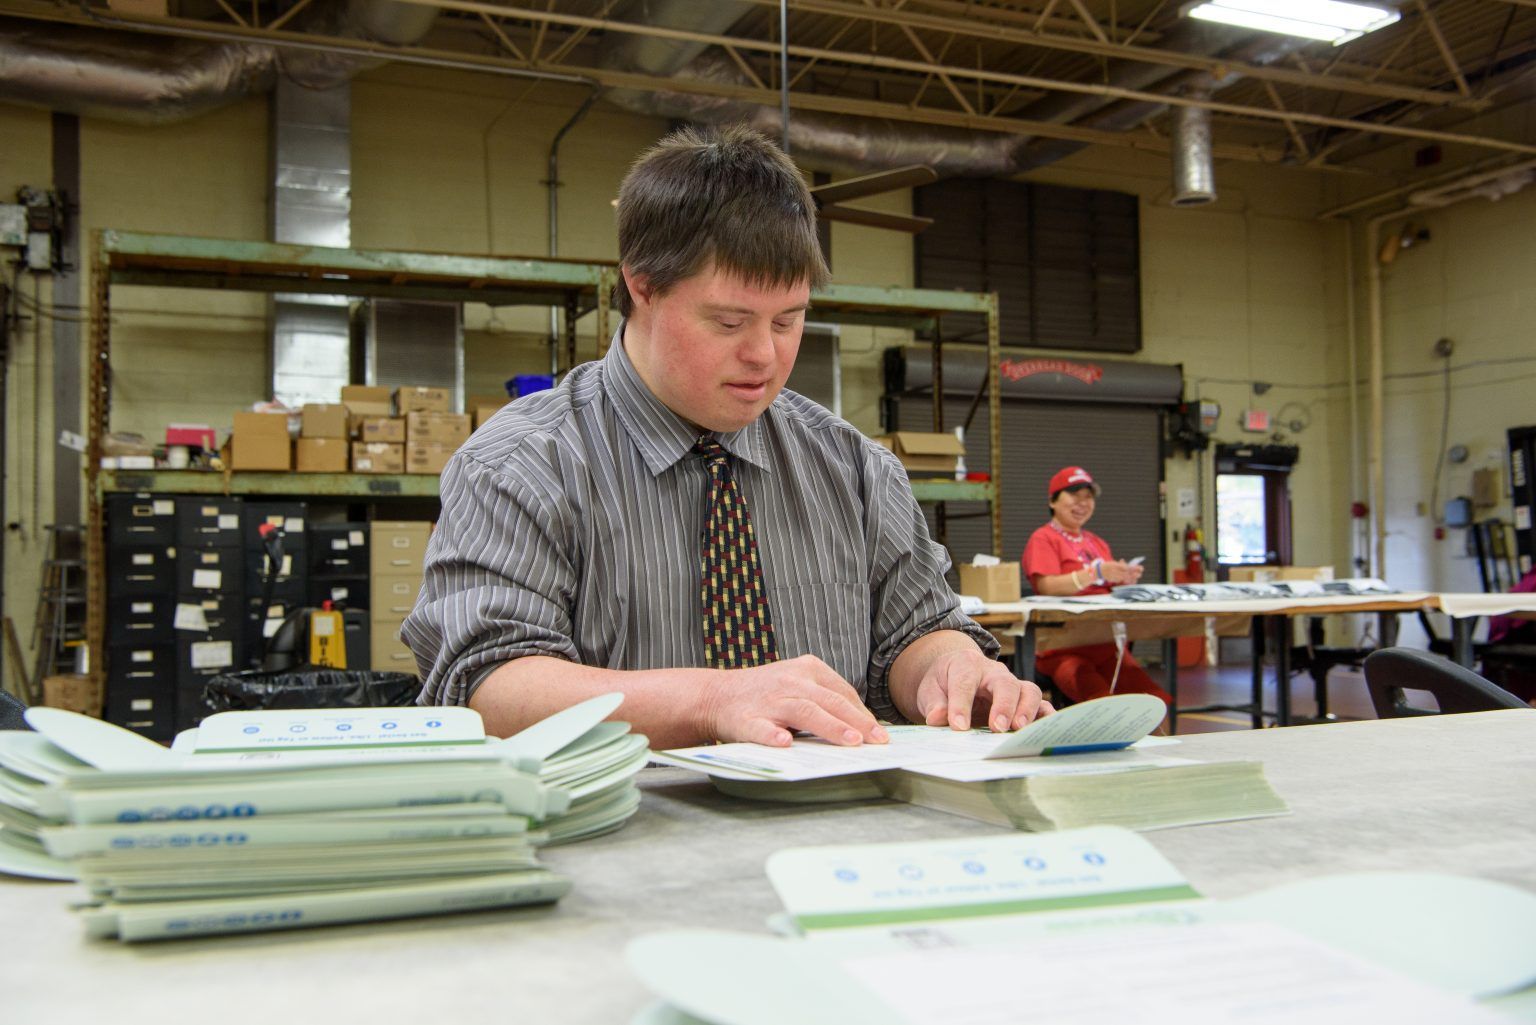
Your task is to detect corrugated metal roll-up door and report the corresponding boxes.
[894,396,1165,592]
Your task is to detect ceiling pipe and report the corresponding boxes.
[0,18,273,125]
[1170,77,1217,206]
[0,0,486,124]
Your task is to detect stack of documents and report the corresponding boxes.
[627,827,1536,1025]
[657,694,1288,832]
[0,694,645,941]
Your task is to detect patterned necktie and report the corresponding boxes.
[694,438,778,669]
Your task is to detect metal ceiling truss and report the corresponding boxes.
[2,0,1532,170]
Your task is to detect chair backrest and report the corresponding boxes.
[1362,647,1531,718]
[0,689,30,731]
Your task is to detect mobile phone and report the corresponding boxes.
[1128,556,1146,566]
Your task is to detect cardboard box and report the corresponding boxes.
[370,574,424,622]
[231,412,292,471]
[43,673,103,717]
[406,411,472,447]
[341,385,393,418]
[1228,565,1335,584]
[358,416,406,443]
[395,386,451,414]
[351,442,404,474]
[371,521,432,576]
[886,431,965,477]
[296,437,349,473]
[300,403,350,439]
[474,406,502,430]
[406,442,458,476]
[958,562,1022,603]
[468,394,509,414]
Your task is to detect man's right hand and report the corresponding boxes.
[699,654,888,748]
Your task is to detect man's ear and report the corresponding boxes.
[621,266,655,310]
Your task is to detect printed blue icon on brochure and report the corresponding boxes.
[1023,856,1046,870]
[336,723,352,732]
[427,720,442,728]
[381,721,398,730]
[962,861,986,875]
[242,725,259,734]
[898,864,924,881]
[1083,851,1106,866]
[834,868,859,883]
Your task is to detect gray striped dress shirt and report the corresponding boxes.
[404,333,997,722]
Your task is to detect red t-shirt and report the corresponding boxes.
[1022,522,1114,596]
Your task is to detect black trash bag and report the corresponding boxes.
[202,667,422,716]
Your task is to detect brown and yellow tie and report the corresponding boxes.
[695,438,778,669]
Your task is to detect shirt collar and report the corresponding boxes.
[604,326,774,477]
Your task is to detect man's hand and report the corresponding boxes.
[911,647,1053,733]
[699,654,889,749]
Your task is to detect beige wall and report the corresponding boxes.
[1023,148,1351,579]
[2,62,1531,689]
[1367,185,1536,619]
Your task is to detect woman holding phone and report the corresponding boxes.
[1021,467,1172,710]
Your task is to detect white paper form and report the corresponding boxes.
[653,695,1169,782]
[839,920,1506,1025]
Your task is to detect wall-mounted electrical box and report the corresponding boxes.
[0,204,26,247]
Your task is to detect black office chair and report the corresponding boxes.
[0,689,30,731]
[1361,647,1531,719]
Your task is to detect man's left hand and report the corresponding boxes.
[912,648,1054,732]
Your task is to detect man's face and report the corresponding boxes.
[1051,486,1097,532]
[622,264,810,433]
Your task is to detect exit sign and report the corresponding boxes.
[1242,409,1270,433]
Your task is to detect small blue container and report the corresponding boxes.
[506,374,555,399]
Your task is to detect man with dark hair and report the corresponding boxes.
[405,124,1049,748]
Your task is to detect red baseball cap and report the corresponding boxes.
[1048,466,1100,498]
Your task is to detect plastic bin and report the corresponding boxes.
[506,374,554,399]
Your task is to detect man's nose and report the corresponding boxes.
[738,322,774,367]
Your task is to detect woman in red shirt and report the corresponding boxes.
[1021,466,1172,709]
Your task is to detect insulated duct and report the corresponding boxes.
[0,20,274,126]
[1171,78,1217,206]
[0,0,439,125]
[270,78,354,409]
[598,7,1297,182]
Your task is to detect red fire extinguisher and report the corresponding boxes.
[1184,522,1205,580]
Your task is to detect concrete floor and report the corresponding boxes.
[1168,661,1376,735]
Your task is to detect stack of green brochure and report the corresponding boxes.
[0,694,644,941]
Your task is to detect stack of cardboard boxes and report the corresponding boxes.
[226,385,489,476]
[370,520,432,674]
[345,384,404,474]
[400,387,471,475]
[296,404,349,472]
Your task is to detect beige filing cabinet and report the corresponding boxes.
[370,521,431,672]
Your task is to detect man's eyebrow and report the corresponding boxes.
[701,302,812,317]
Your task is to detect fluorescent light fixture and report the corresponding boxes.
[1183,0,1400,46]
